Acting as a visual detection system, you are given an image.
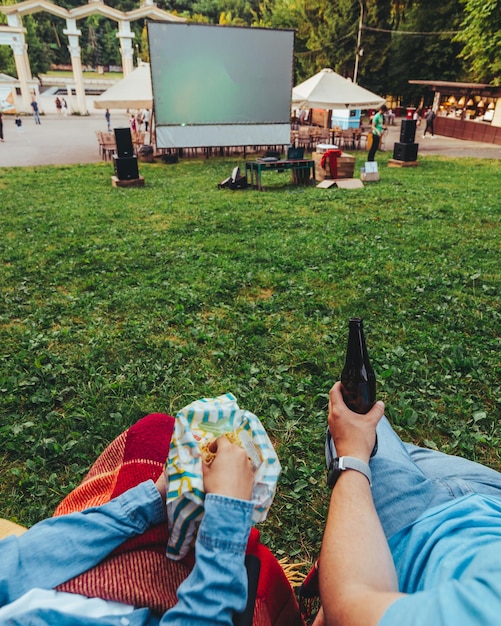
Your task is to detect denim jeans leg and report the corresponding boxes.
[370,417,459,539]
[406,443,501,498]
[371,417,501,539]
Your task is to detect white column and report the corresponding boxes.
[5,14,32,112]
[117,20,134,76]
[433,92,440,112]
[63,18,88,115]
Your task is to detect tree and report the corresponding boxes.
[25,14,54,76]
[388,0,465,103]
[455,0,501,84]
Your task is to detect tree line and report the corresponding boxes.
[1,0,499,103]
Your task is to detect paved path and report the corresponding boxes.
[1,113,500,168]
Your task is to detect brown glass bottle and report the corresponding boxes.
[341,317,376,414]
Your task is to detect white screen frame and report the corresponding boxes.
[148,22,294,149]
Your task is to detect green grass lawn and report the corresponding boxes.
[0,152,500,564]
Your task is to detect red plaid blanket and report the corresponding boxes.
[53,412,303,625]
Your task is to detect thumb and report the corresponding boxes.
[369,400,385,422]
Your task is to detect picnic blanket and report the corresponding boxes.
[53,411,304,625]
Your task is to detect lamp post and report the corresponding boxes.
[353,0,364,84]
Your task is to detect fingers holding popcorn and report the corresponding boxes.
[202,435,255,501]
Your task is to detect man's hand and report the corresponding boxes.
[202,436,255,501]
[329,381,385,463]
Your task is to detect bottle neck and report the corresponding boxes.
[345,322,370,367]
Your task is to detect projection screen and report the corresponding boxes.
[148,22,294,149]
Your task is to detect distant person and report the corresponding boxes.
[136,109,144,130]
[55,96,62,115]
[367,104,387,162]
[15,115,23,133]
[143,109,150,132]
[31,99,41,124]
[423,108,436,138]
[62,98,68,116]
[130,113,137,133]
[387,108,395,125]
[105,108,111,132]
[0,112,4,142]
[412,108,422,128]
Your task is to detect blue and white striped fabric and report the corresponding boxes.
[166,393,281,560]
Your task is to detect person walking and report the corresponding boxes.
[105,108,111,132]
[15,115,23,133]
[423,108,436,138]
[62,98,68,116]
[55,96,62,116]
[31,99,41,124]
[367,104,387,162]
[0,112,4,142]
[143,109,150,132]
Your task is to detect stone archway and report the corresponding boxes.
[0,0,185,114]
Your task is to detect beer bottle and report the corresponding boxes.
[341,317,378,456]
[341,317,376,413]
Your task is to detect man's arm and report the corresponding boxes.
[319,382,403,626]
[161,436,255,626]
[0,480,165,606]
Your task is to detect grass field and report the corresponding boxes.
[0,152,499,564]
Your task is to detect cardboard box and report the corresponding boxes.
[360,171,380,182]
[313,151,355,181]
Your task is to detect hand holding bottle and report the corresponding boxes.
[328,382,385,463]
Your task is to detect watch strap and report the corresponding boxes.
[338,456,372,486]
[328,456,372,488]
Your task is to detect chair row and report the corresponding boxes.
[291,126,372,152]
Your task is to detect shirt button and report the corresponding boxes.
[120,618,130,626]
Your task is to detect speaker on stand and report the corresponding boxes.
[400,119,417,144]
[111,127,142,184]
[114,127,134,158]
[113,155,139,180]
[392,119,419,164]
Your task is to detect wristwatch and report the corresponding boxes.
[327,456,372,489]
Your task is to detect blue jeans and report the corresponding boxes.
[371,417,501,538]
[327,417,501,539]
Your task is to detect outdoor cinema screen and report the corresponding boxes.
[148,22,294,149]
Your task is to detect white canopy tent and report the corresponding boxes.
[93,63,153,110]
[292,68,385,110]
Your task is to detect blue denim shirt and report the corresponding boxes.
[0,480,254,625]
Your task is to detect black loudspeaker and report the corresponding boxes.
[114,127,134,158]
[393,142,419,162]
[400,119,417,144]
[113,155,139,180]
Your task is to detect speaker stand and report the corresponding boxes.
[388,159,419,168]
[111,175,145,187]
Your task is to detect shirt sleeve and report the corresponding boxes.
[0,480,165,606]
[161,494,254,626]
[379,572,501,626]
